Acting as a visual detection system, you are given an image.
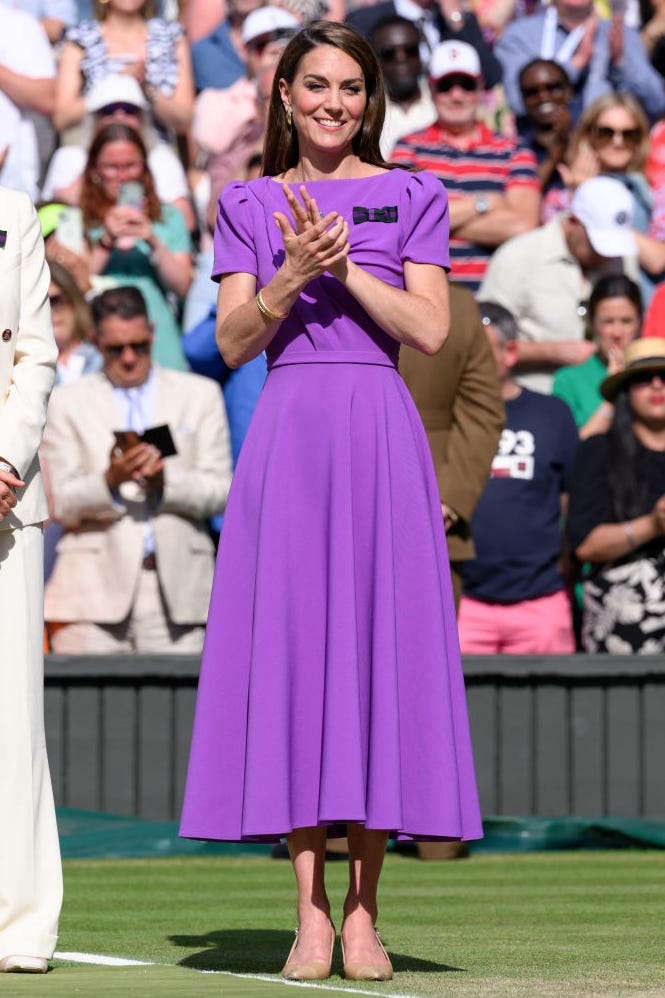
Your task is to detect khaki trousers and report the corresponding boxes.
[0,525,62,958]
[50,568,205,654]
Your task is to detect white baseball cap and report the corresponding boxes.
[571,176,637,258]
[86,74,148,113]
[429,40,482,83]
[241,6,299,46]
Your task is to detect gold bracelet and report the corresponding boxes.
[256,288,289,322]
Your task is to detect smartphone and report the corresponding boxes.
[118,181,144,209]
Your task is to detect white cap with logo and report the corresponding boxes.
[571,176,637,258]
[428,40,482,83]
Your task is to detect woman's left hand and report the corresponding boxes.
[114,205,154,244]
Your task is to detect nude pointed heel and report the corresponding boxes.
[341,927,393,981]
[281,920,336,980]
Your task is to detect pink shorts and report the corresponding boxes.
[458,589,576,655]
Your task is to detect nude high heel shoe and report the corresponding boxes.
[341,927,393,981]
[281,919,336,980]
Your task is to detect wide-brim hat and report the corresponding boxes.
[600,337,665,400]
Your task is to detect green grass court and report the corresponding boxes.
[4,851,664,997]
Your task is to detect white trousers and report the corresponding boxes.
[0,526,62,959]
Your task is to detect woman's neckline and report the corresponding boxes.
[269,169,394,185]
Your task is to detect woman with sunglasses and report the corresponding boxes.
[542,93,664,304]
[47,261,102,386]
[567,338,665,653]
[552,273,643,439]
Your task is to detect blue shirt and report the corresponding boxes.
[191,19,245,92]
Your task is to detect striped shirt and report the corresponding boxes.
[391,122,540,291]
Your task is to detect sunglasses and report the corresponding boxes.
[434,74,478,93]
[628,370,665,388]
[379,43,420,61]
[521,80,566,99]
[104,340,151,357]
[98,102,141,116]
[592,125,641,147]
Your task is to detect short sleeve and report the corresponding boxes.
[212,182,258,283]
[400,171,450,271]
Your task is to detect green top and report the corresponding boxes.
[552,353,607,429]
[88,204,192,372]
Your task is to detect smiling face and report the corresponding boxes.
[279,45,367,163]
[590,105,642,173]
[520,62,571,128]
[592,296,641,360]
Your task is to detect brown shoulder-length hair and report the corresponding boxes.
[80,123,161,230]
[262,20,391,177]
[569,92,650,174]
[47,259,94,344]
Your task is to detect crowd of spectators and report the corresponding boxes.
[5,0,665,653]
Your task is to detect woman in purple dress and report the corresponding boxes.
[180,20,482,983]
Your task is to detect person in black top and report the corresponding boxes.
[567,337,665,653]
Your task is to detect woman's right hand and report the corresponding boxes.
[273,199,350,289]
[559,142,600,191]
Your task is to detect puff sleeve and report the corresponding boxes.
[212,181,258,282]
[400,171,450,271]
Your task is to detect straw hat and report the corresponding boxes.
[600,337,665,401]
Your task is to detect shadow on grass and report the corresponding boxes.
[170,929,465,975]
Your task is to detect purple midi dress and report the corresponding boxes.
[179,168,483,843]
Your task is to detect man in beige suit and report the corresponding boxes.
[42,286,232,654]
[0,187,62,973]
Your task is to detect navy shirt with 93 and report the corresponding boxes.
[462,388,579,604]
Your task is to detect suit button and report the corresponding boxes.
[1,329,11,342]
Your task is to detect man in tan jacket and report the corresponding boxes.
[43,286,232,654]
[400,283,505,609]
[0,187,62,973]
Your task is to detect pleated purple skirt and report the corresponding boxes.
[180,353,483,843]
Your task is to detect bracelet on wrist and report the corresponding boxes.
[0,460,16,477]
[98,231,114,251]
[256,288,289,322]
[624,521,638,550]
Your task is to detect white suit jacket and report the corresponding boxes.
[0,186,57,531]
[42,367,232,625]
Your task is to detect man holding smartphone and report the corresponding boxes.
[41,286,233,654]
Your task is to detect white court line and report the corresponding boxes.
[54,951,422,997]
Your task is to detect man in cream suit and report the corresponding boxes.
[42,286,232,653]
[0,187,62,973]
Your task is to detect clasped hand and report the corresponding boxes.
[274,184,350,286]
[106,441,163,492]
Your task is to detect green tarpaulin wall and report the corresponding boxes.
[57,809,665,860]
